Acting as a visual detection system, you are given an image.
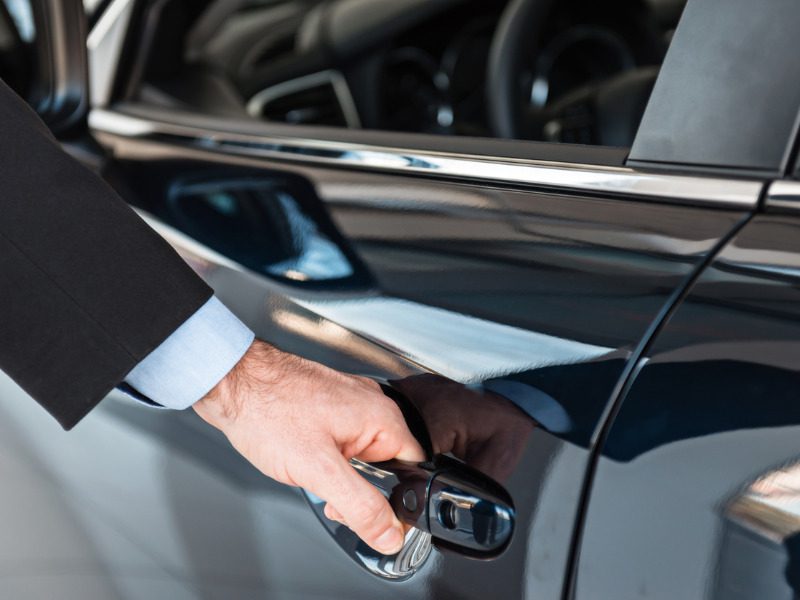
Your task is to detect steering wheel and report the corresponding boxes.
[487,0,556,139]
[487,0,659,145]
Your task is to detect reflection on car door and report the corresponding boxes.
[574,189,800,600]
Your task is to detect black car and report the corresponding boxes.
[2,0,800,598]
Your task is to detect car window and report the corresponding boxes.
[129,0,686,148]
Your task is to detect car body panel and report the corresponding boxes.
[574,212,800,599]
[0,106,757,596]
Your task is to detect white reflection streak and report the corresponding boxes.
[271,309,415,376]
[293,297,612,383]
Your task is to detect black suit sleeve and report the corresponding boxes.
[0,80,213,429]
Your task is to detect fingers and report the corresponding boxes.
[318,399,424,552]
[354,401,427,464]
[324,503,345,523]
[355,425,426,464]
[394,431,426,462]
[306,451,406,555]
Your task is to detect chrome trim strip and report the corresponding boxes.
[89,109,763,208]
[246,70,362,128]
[766,180,800,211]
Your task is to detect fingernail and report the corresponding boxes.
[375,526,404,554]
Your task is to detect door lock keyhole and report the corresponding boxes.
[439,500,458,530]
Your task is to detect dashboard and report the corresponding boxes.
[370,0,673,139]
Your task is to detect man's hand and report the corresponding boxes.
[192,340,425,555]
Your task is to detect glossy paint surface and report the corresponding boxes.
[0,135,748,598]
[575,213,800,600]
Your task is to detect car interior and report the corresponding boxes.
[88,0,687,148]
[0,0,34,98]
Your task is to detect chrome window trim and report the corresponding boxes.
[766,180,800,211]
[89,108,763,209]
[246,69,362,129]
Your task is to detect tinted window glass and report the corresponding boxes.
[0,0,34,97]
[130,0,685,148]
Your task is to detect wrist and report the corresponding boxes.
[193,339,279,430]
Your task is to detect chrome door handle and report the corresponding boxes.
[351,455,515,559]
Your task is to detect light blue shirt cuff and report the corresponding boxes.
[124,296,255,410]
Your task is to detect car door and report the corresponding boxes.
[0,0,774,598]
[571,185,800,600]
[571,1,800,597]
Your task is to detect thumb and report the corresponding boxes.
[306,450,406,555]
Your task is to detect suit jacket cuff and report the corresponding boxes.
[123,296,254,409]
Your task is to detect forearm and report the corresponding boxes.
[0,79,211,428]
